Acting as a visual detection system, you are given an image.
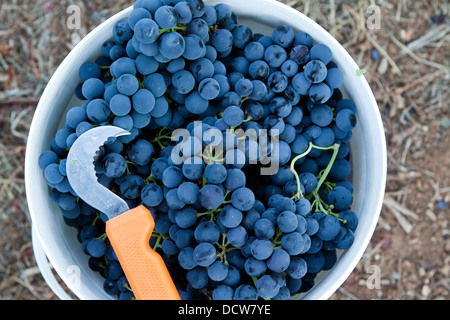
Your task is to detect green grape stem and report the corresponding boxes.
[290,142,340,201]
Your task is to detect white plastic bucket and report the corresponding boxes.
[25,0,387,300]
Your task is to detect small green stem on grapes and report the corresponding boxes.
[151,232,164,250]
[314,143,340,193]
[97,233,108,241]
[289,143,340,201]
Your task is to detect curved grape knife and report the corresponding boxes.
[66,125,180,300]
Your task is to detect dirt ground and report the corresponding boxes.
[0,0,448,300]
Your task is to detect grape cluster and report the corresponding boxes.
[38,0,359,300]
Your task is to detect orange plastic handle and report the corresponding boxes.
[106,205,181,300]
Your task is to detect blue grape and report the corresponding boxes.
[310,43,333,64]
[211,28,233,52]
[222,105,244,127]
[267,248,290,272]
[264,45,287,68]
[336,109,357,131]
[128,8,152,30]
[309,82,332,104]
[241,209,261,232]
[185,91,208,114]
[183,34,206,60]
[162,166,183,188]
[204,163,227,184]
[244,257,267,277]
[198,77,220,100]
[174,206,197,228]
[263,115,285,136]
[162,238,179,255]
[177,181,199,204]
[137,0,163,14]
[159,31,185,59]
[65,106,87,130]
[172,70,196,94]
[272,25,294,48]
[317,214,341,241]
[194,221,220,243]
[251,239,273,260]
[234,78,253,97]
[234,284,257,300]
[244,41,264,61]
[193,242,216,267]
[232,25,253,49]
[338,210,358,232]
[166,57,186,73]
[256,274,280,299]
[291,72,312,95]
[127,139,154,166]
[113,115,133,131]
[286,256,307,279]
[201,5,217,26]
[290,44,310,64]
[207,260,228,281]
[86,238,106,258]
[187,266,209,289]
[139,40,159,56]
[182,156,205,180]
[248,60,270,80]
[134,18,159,44]
[79,62,101,82]
[212,285,234,300]
[150,96,169,117]
[141,183,163,207]
[231,187,255,211]
[113,20,132,44]
[302,251,325,274]
[154,5,179,29]
[143,73,167,97]
[109,94,131,116]
[313,127,335,147]
[102,153,127,178]
[277,210,298,233]
[310,103,333,127]
[81,78,104,100]
[281,59,299,77]
[269,96,291,117]
[187,18,209,40]
[119,174,144,199]
[304,59,328,83]
[281,231,305,255]
[44,163,65,185]
[132,89,155,114]
[253,218,275,239]
[178,247,197,270]
[117,74,139,96]
[326,68,344,89]
[267,71,288,93]
[199,184,224,210]
[38,151,59,170]
[333,227,354,249]
[219,205,243,228]
[174,1,194,24]
[189,57,214,82]
[327,186,352,211]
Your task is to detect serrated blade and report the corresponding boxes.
[66,126,131,220]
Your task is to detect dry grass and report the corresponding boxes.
[0,0,449,300]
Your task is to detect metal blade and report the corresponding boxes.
[66,126,131,220]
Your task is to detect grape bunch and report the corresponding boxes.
[38,0,359,300]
